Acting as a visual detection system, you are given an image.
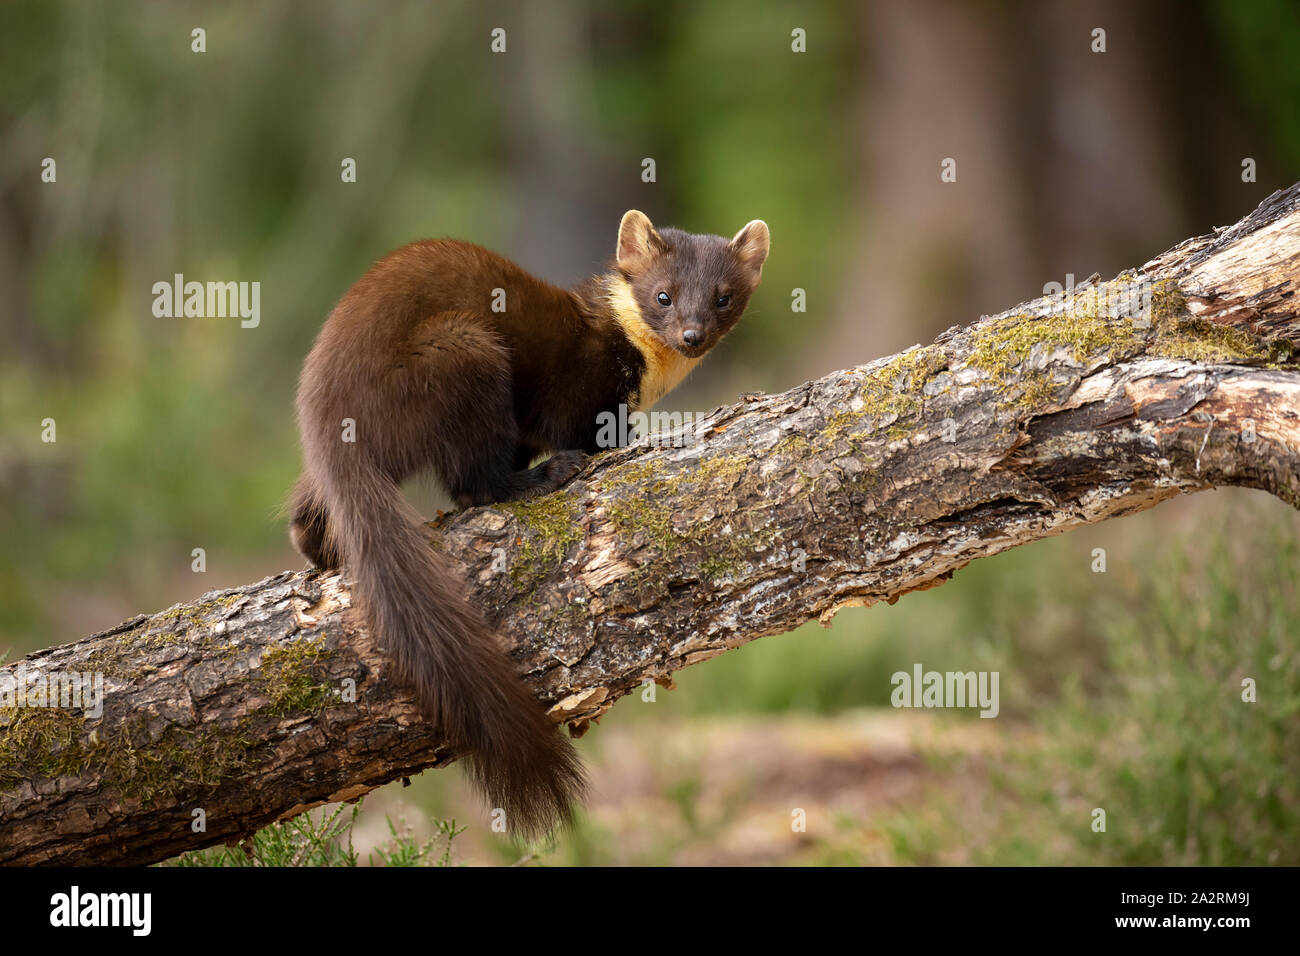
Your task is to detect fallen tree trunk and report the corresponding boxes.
[4,186,1300,866]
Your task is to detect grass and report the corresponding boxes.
[164,803,466,867]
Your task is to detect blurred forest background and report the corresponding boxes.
[2,0,1299,865]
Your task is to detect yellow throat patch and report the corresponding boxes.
[606,276,702,411]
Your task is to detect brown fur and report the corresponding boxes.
[290,211,769,834]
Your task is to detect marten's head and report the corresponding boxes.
[611,210,769,360]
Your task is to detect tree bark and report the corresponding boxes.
[4,185,1300,866]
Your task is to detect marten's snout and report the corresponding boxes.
[677,323,710,356]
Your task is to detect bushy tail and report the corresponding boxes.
[315,452,586,835]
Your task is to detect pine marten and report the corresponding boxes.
[289,210,770,834]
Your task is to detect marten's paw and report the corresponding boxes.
[492,449,589,505]
[541,449,588,489]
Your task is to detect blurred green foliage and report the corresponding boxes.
[1210,0,1300,166]
[885,498,1300,866]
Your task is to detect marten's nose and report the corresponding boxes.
[682,328,701,348]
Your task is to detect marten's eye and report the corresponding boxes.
[656,291,672,307]
[715,294,731,308]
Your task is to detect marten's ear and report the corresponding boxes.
[616,210,666,273]
[729,220,770,282]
